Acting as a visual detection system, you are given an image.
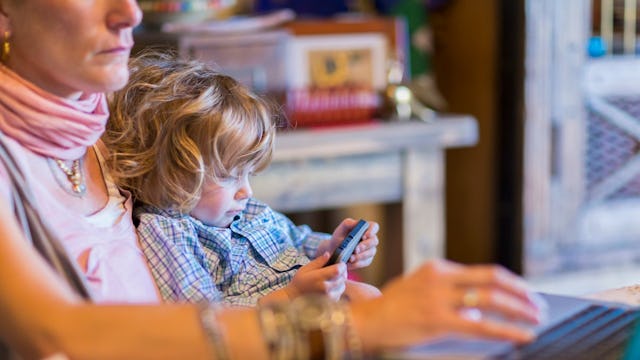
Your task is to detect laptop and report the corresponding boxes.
[381,293,640,359]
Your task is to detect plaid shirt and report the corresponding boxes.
[136,198,329,306]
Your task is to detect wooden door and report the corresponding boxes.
[523,0,640,276]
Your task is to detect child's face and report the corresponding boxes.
[190,172,253,228]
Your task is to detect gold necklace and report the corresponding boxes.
[53,158,87,196]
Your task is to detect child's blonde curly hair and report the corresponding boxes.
[104,51,278,212]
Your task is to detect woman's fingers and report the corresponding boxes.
[449,293,537,343]
[455,287,543,324]
[425,261,544,336]
[357,259,544,352]
[452,265,529,294]
[450,265,544,314]
[455,315,536,344]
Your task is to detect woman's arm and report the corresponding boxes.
[54,304,267,360]
[0,195,542,358]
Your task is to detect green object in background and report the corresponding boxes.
[384,0,430,78]
[379,0,447,110]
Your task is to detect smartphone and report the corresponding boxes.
[324,219,369,266]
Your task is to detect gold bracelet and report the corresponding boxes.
[257,296,363,360]
[288,296,335,359]
[257,302,297,360]
[197,303,230,360]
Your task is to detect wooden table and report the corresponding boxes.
[252,115,478,273]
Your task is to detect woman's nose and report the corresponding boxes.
[107,0,143,30]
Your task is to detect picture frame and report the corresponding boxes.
[283,17,409,91]
[279,17,408,127]
[285,32,388,90]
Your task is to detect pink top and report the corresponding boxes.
[0,137,159,303]
[0,65,159,304]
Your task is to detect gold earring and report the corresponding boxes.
[1,31,9,62]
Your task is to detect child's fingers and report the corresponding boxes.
[302,252,331,271]
[348,258,373,270]
[306,261,346,283]
[324,275,347,298]
[352,247,377,261]
[325,273,346,287]
[364,221,380,237]
[324,263,347,280]
[357,236,379,252]
[327,282,346,300]
[334,218,357,239]
[348,248,377,269]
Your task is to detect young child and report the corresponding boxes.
[103,52,381,306]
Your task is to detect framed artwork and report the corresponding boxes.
[284,17,408,90]
[281,17,407,126]
[286,33,388,90]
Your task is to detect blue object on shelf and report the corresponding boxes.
[588,36,608,58]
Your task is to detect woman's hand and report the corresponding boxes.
[283,253,348,301]
[318,218,380,270]
[351,259,547,353]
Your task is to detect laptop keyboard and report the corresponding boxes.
[498,304,640,360]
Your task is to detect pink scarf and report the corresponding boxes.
[0,65,108,160]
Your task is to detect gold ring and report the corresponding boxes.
[462,288,479,308]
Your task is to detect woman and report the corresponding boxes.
[0,0,544,358]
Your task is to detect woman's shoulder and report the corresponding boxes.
[0,133,43,208]
[0,134,17,205]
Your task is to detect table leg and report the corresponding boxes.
[402,148,445,272]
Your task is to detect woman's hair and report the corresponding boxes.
[104,50,279,212]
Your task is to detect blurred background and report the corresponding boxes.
[134,0,640,296]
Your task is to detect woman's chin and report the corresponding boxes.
[103,69,130,92]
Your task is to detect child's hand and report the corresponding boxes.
[284,252,347,301]
[321,218,380,270]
